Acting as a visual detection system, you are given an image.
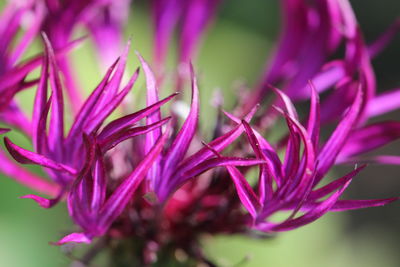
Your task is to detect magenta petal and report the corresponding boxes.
[177,105,259,177]
[273,110,315,222]
[67,58,120,141]
[366,88,400,118]
[330,198,398,211]
[161,64,199,185]
[137,52,161,131]
[42,34,65,158]
[273,87,299,120]
[0,128,10,134]
[90,149,106,213]
[176,124,242,177]
[20,194,62,209]
[53,232,92,246]
[242,121,276,203]
[32,43,49,153]
[224,111,283,193]
[99,92,178,139]
[0,42,76,93]
[137,52,162,189]
[179,0,221,64]
[371,155,400,165]
[94,40,131,113]
[262,179,352,232]
[152,0,181,67]
[338,121,400,160]
[310,165,366,201]
[315,88,363,184]
[100,117,171,151]
[97,128,170,233]
[306,82,320,150]
[0,150,58,196]
[203,144,261,218]
[4,137,77,175]
[182,157,265,179]
[67,135,97,229]
[84,68,140,133]
[227,165,261,219]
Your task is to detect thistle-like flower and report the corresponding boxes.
[0,0,399,266]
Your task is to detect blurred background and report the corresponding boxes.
[0,0,399,266]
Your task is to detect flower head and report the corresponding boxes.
[0,0,399,265]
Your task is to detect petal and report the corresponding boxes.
[366,88,400,118]
[202,144,261,219]
[338,121,400,161]
[179,0,221,64]
[160,64,199,188]
[97,128,170,233]
[280,195,396,212]
[361,155,400,165]
[315,87,363,184]
[100,117,171,151]
[330,198,398,211]
[242,121,275,203]
[20,193,63,209]
[94,40,131,114]
[0,128,10,134]
[306,81,320,150]
[4,137,77,175]
[152,0,181,67]
[32,45,49,153]
[177,104,259,177]
[0,36,85,92]
[225,165,261,219]
[137,52,162,189]
[260,179,352,232]
[99,92,178,139]
[53,232,92,246]
[272,87,299,120]
[309,165,366,200]
[84,68,140,134]
[0,150,59,196]
[90,148,107,212]
[42,34,65,158]
[182,157,265,179]
[67,57,120,142]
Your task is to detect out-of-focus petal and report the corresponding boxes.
[4,137,77,175]
[54,232,92,246]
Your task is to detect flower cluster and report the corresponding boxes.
[0,0,399,265]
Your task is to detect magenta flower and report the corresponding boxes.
[0,0,399,265]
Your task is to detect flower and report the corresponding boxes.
[0,0,399,265]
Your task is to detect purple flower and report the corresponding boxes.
[0,0,399,265]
